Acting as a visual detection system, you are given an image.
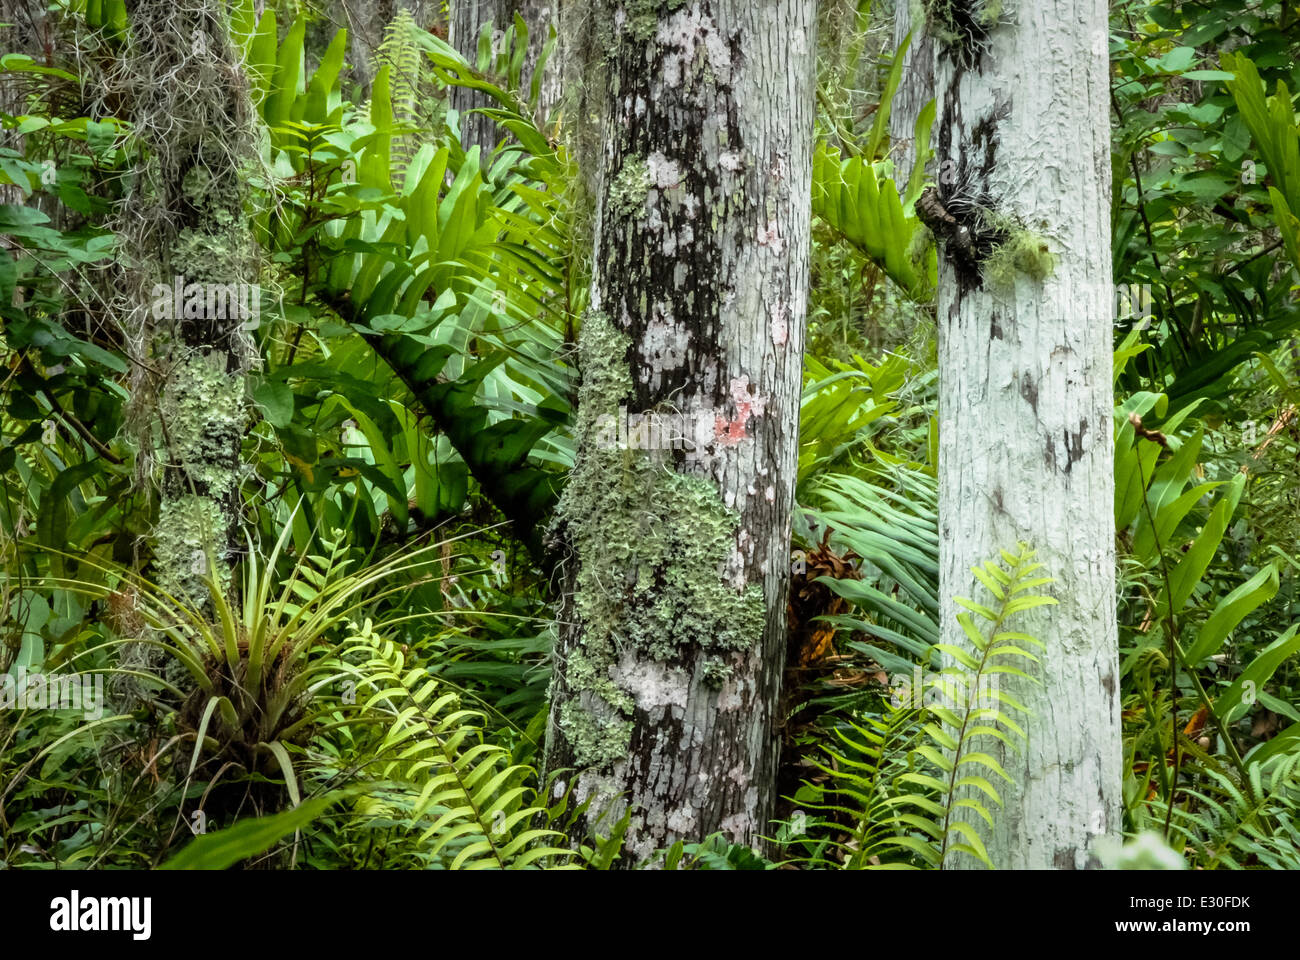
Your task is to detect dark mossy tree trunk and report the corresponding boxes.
[543,0,816,865]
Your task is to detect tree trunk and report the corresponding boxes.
[928,1,1119,868]
[320,0,433,98]
[114,0,258,609]
[887,0,933,194]
[450,0,558,154]
[543,0,816,865]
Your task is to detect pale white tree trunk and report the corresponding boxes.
[544,0,816,865]
[929,1,1119,869]
[887,0,933,194]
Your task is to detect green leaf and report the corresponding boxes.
[1183,564,1280,665]
[1162,473,1245,616]
[1216,623,1300,724]
[159,794,340,869]
[253,379,294,428]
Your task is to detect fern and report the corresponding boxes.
[802,466,939,672]
[1165,752,1300,869]
[794,545,1053,869]
[376,9,432,189]
[254,17,574,562]
[314,619,577,869]
[789,702,932,868]
[929,546,1054,867]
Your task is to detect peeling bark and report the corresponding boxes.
[544,0,816,865]
[930,0,1120,869]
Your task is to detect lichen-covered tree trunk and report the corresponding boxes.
[113,0,259,609]
[543,0,816,865]
[927,0,1119,868]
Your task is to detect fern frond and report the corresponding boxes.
[316,621,576,869]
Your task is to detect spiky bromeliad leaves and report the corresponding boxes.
[794,545,1053,869]
[22,520,463,808]
[1166,750,1300,870]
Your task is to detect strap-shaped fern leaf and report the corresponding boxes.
[812,139,936,301]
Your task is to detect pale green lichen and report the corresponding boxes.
[558,700,635,770]
[622,0,689,44]
[701,657,733,689]
[153,493,231,602]
[983,220,1056,287]
[159,351,244,499]
[609,155,650,221]
[551,311,765,769]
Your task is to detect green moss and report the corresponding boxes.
[978,0,1004,25]
[983,225,1056,287]
[609,155,650,221]
[551,311,766,768]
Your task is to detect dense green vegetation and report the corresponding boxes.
[0,0,1296,869]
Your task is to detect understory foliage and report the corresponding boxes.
[0,0,1296,870]
[782,545,1053,870]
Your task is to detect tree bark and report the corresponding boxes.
[543,0,816,865]
[887,0,933,194]
[929,0,1119,868]
[449,0,558,155]
[114,0,258,609]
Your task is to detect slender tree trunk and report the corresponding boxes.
[114,0,258,609]
[928,1,1119,868]
[887,0,933,193]
[320,0,432,97]
[543,0,816,865]
[450,0,558,154]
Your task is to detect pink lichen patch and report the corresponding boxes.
[712,376,768,447]
[756,220,784,255]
